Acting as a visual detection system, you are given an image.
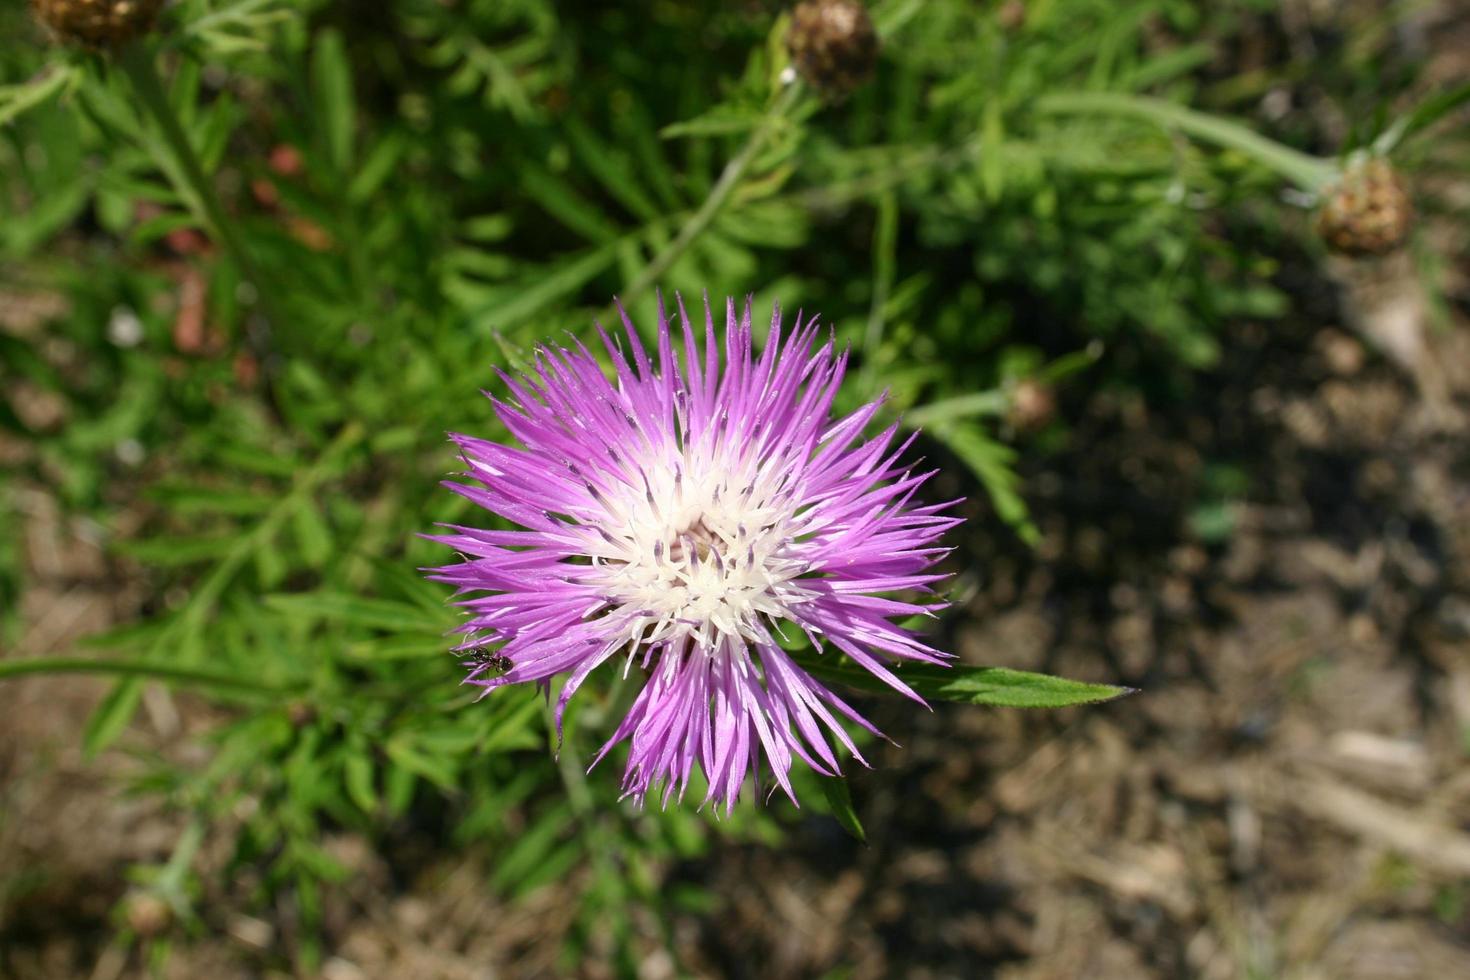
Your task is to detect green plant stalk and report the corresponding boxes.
[621,83,804,305]
[117,43,284,327]
[0,657,297,698]
[1037,91,1339,193]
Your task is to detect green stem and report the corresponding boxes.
[0,657,297,698]
[621,83,805,305]
[117,43,283,326]
[1036,91,1339,194]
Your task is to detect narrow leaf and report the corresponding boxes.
[83,678,143,757]
[311,28,355,174]
[818,776,866,842]
[799,655,1133,709]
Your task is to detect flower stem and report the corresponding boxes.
[621,83,805,305]
[0,656,297,699]
[1037,91,1339,194]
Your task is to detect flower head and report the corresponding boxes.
[429,296,958,811]
[32,0,165,49]
[786,0,880,101]
[1316,157,1413,257]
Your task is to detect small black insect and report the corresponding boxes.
[464,651,513,675]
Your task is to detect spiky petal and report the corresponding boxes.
[428,296,959,811]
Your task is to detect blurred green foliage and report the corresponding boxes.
[0,0,1451,970]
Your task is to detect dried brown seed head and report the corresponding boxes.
[31,0,164,49]
[123,893,173,938]
[1316,158,1413,258]
[1009,379,1056,432]
[786,0,879,101]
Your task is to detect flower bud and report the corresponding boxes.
[786,0,879,101]
[1316,158,1413,258]
[31,0,164,49]
[1008,378,1056,432]
[123,893,172,938]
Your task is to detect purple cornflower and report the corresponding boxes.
[428,296,958,811]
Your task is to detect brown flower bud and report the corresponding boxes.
[786,0,879,101]
[997,1,1028,32]
[1008,379,1056,432]
[123,893,173,938]
[31,0,164,49]
[1316,158,1413,258]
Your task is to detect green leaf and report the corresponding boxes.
[799,655,1133,708]
[930,423,1038,544]
[468,243,620,330]
[818,775,866,843]
[660,106,764,140]
[343,752,377,814]
[0,65,76,129]
[520,165,622,244]
[1375,82,1470,155]
[116,534,240,566]
[385,738,457,791]
[291,502,333,570]
[311,29,355,175]
[347,132,406,203]
[491,802,572,892]
[83,678,143,757]
[264,592,449,633]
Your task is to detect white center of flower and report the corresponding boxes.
[579,445,814,656]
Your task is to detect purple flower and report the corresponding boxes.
[428,296,958,811]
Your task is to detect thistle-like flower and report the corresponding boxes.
[429,297,957,811]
